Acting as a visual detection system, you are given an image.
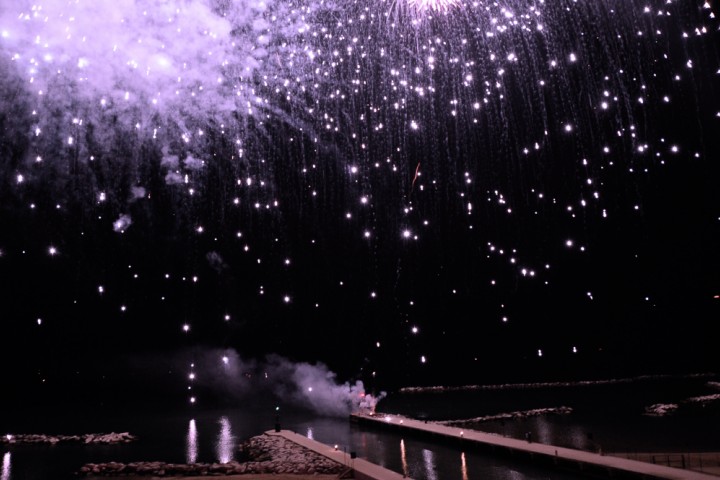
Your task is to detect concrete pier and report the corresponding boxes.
[351,412,718,480]
[268,430,411,480]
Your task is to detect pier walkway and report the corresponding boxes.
[268,429,411,480]
[351,412,718,480]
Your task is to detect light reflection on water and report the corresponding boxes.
[400,439,409,477]
[186,419,198,464]
[1,452,10,480]
[460,452,468,480]
[422,448,438,480]
[216,416,234,464]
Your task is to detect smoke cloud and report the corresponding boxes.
[173,348,386,416]
[113,213,132,232]
[1,0,269,118]
[0,0,320,166]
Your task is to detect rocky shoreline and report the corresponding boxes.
[436,406,573,425]
[2,432,137,445]
[644,393,720,417]
[78,433,345,477]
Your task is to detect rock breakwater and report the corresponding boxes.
[79,432,344,476]
[2,432,136,445]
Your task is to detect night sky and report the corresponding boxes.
[1,0,719,409]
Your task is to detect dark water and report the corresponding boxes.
[379,375,720,453]
[2,375,719,480]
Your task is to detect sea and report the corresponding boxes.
[2,374,719,480]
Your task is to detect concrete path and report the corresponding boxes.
[268,430,411,480]
[351,412,719,480]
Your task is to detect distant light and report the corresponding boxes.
[222,356,229,364]
[183,324,190,332]
[420,355,426,363]
[190,397,196,404]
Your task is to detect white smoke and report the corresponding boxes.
[264,354,385,416]
[183,155,205,171]
[180,348,386,416]
[164,171,184,185]
[206,251,228,273]
[130,186,146,201]
[113,213,132,232]
[0,0,269,118]
[0,0,322,173]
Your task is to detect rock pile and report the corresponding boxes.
[438,406,573,426]
[79,433,345,477]
[2,432,136,445]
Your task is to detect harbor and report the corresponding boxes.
[351,412,719,479]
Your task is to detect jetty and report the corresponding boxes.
[268,430,410,480]
[351,412,718,479]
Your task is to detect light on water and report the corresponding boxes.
[186,419,198,464]
[216,416,235,464]
[1,452,10,480]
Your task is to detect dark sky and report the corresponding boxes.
[0,0,719,408]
